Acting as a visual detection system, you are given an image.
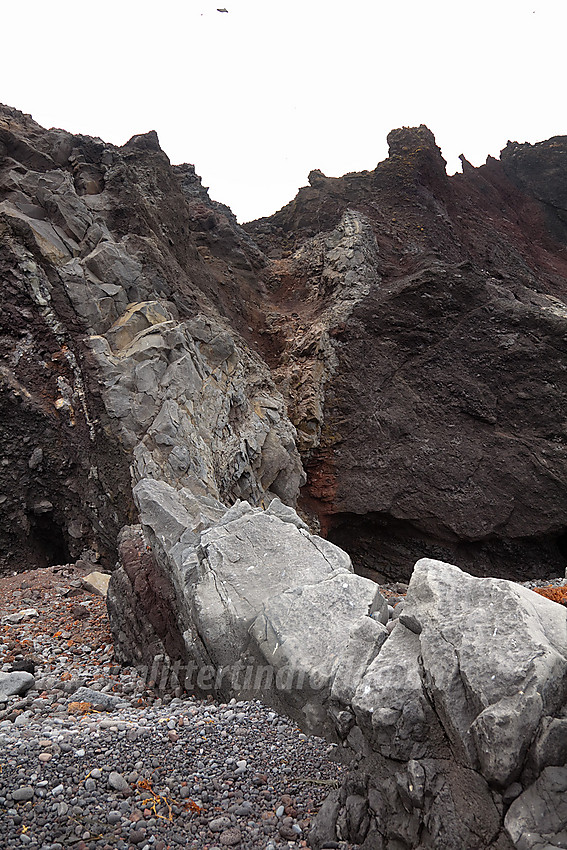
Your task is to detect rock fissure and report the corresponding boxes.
[417,631,480,768]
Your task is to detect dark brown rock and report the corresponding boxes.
[247,126,567,581]
[107,525,187,666]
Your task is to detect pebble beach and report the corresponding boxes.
[2,562,565,850]
[0,564,350,850]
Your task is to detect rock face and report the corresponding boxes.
[0,104,302,572]
[306,558,567,849]
[3,105,567,847]
[2,106,567,578]
[248,127,567,580]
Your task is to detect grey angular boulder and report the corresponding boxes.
[193,506,359,668]
[251,571,384,732]
[309,559,567,849]
[402,559,567,785]
[70,687,125,711]
[505,766,567,850]
[329,615,388,706]
[352,623,445,761]
[110,478,388,735]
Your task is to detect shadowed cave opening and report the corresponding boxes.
[326,512,567,583]
[27,512,70,569]
[557,531,567,559]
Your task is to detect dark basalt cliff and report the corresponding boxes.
[248,126,567,581]
[1,107,567,581]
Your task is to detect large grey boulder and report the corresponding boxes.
[310,559,567,849]
[400,560,567,786]
[110,480,387,733]
[193,509,356,669]
[250,570,385,731]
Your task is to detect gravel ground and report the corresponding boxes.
[0,564,353,850]
[2,563,566,850]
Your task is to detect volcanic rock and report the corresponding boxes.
[3,103,567,848]
[247,125,567,581]
[0,103,302,574]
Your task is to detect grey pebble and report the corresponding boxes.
[209,816,232,832]
[12,786,35,802]
[71,687,123,710]
[219,827,242,846]
[108,771,130,792]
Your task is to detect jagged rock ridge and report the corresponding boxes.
[2,108,567,579]
[0,104,303,571]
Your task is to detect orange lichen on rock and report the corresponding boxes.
[533,585,567,605]
[67,701,96,715]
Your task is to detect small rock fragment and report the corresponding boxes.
[108,771,130,793]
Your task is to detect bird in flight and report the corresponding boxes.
[217,7,229,11]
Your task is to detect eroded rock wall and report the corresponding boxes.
[0,194,134,570]
[248,126,567,580]
[3,106,567,579]
[0,104,303,572]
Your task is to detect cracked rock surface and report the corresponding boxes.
[110,476,567,849]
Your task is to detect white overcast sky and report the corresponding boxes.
[2,0,565,222]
